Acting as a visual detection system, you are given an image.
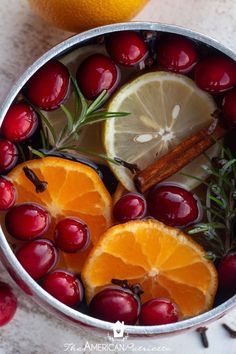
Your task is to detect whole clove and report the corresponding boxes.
[222,323,236,338]
[23,166,48,193]
[197,326,209,348]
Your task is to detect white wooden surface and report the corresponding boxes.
[0,1,236,353]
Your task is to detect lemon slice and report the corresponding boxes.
[104,71,217,191]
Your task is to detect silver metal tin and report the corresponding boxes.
[0,22,236,337]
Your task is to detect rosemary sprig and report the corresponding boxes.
[29,72,130,168]
[187,146,236,258]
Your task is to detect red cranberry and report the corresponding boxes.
[42,270,83,306]
[113,193,147,222]
[76,54,119,100]
[147,184,200,227]
[25,60,70,110]
[0,281,17,327]
[5,203,51,240]
[16,239,58,280]
[54,217,90,253]
[218,253,236,293]
[1,103,38,142]
[195,56,236,93]
[0,177,16,210]
[157,34,198,73]
[0,139,18,173]
[89,288,139,325]
[139,298,179,325]
[106,31,147,67]
[223,89,236,124]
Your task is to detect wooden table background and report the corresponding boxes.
[0,0,236,353]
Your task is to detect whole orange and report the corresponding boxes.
[28,0,148,33]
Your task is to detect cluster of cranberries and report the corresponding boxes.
[77,30,236,123]
[5,202,90,255]
[0,176,91,311]
[3,201,90,306]
[0,59,70,176]
[1,30,236,326]
[89,285,179,325]
[113,185,200,228]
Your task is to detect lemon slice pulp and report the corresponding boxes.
[104,71,217,191]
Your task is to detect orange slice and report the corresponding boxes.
[82,220,218,319]
[7,157,112,272]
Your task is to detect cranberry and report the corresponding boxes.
[0,139,18,174]
[1,103,38,142]
[25,60,70,110]
[157,34,198,73]
[139,298,179,325]
[0,281,17,327]
[54,217,90,253]
[89,288,139,325]
[223,89,236,124]
[106,31,147,67]
[76,54,119,100]
[218,253,236,293]
[147,184,200,227]
[113,193,147,222]
[195,56,236,93]
[0,177,16,210]
[42,270,83,306]
[5,203,51,240]
[16,239,58,280]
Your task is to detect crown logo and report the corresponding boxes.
[112,321,125,338]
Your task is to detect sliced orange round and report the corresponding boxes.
[7,157,112,272]
[82,219,218,319]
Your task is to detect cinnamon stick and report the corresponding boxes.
[134,123,226,193]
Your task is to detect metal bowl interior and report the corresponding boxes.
[0,22,236,337]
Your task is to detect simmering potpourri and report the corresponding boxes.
[1,29,236,327]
